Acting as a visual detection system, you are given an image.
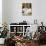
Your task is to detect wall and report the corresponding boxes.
[2,0,8,24]
[2,0,46,26]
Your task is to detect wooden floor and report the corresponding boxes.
[31,40,46,46]
[0,44,46,46]
[40,45,46,46]
[0,44,4,46]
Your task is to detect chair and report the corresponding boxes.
[5,38,15,46]
[38,26,46,45]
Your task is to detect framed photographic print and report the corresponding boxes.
[22,3,32,16]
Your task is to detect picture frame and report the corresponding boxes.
[22,3,32,16]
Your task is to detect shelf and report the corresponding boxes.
[9,25,31,36]
[9,25,31,26]
[16,32,23,33]
[10,32,15,33]
[10,32,23,33]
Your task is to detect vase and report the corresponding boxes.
[0,38,5,44]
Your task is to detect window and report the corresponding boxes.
[0,0,2,27]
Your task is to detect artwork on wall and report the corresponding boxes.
[22,3,32,16]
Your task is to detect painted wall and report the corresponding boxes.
[2,0,8,24]
[2,0,46,26]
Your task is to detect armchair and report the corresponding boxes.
[38,26,46,45]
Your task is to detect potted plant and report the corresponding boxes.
[0,23,9,44]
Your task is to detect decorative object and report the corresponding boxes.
[0,22,9,44]
[34,19,37,24]
[0,38,5,44]
[22,3,32,16]
[26,27,32,40]
[0,23,9,38]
